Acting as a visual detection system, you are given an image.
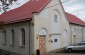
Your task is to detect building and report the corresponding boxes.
[0,0,70,55]
[66,12,85,44]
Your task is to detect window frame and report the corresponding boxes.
[19,28,25,48]
[21,28,25,46]
[54,14,58,22]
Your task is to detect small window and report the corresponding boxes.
[54,14,58,22]
[54,39,57,42]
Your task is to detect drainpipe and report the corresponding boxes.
[29,22,31,55]
[82,28,83,41]
[70,25,72,44]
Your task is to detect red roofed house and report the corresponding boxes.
[0,0,70,55]
[66,12,85,44]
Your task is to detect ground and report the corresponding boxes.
[41,51,85,55]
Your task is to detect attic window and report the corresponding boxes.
[54,14,58,22]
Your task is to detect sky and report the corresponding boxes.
[60,0,85,21]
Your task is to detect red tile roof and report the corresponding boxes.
[65,12,85,26]
[0,0,50,24]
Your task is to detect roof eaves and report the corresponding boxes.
[4,18,32,24]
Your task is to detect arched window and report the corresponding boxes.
[3,30,6,45]
[10,29,15,45]
[19,28,25,47]
[53,9,61,22]
[77,28,79,36]
[52,9,61,33]
[21,28,25,46]
[74,28,77,35]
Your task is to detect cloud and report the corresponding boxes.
[65,4,84,12]
[61,0,85,21]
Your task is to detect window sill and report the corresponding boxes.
[2,43,6,45]
[19,45,25,48]
[54,21,58,22]
[10,44,15,46]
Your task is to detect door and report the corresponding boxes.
[39,35,46,54]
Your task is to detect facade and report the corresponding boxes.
[66,12,85,44]
[0,0,85,55]
[0,0,70,55]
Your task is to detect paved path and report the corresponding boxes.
[41,52,85,55]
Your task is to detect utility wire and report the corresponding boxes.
[0,0,70,16]
[61,0,69,3]
[44,0,69,9]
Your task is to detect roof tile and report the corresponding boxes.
[0,0,50,24]
[65,12,85,26]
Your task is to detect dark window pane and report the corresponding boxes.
[11,29,15,45]
[22,28,25,46]
[54,39,57,42]
[54,14,58,22]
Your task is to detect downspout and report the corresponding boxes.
[82,28,83,41]
[70,25,72,44]
[29,22,31,55]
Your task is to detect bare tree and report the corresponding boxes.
[0,0,19,12]
[0,0,19,31]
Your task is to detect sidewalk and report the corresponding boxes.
[41,48,64,55]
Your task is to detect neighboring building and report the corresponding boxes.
[0,0,70,55]
[66,12,85,44]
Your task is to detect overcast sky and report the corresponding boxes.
[60,0,85,21]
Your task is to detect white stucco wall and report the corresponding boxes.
[70,24,84,44]
[33,0,70,54]
[51,34,61,50]
[0,22,33,55]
